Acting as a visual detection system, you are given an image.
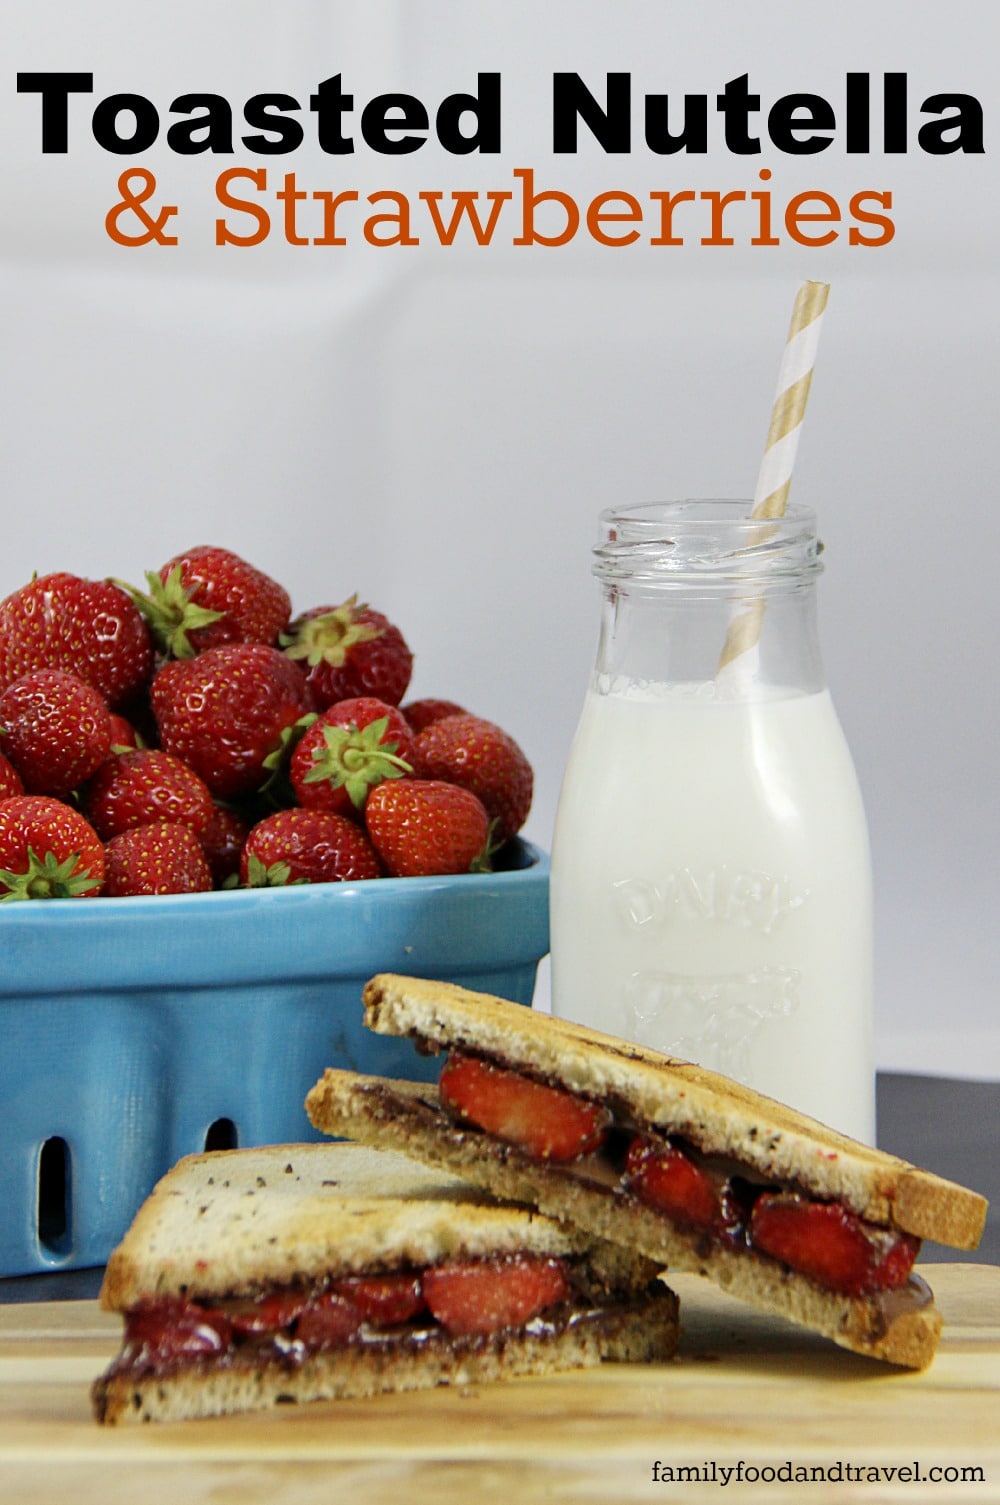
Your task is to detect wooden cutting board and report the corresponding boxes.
[1,1264,997,1504]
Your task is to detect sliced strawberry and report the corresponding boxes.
[332,1273,426,1327]
[438,1051,609,1161]
[224,1291,310,1336]
[869,1231,921,1291]
[124,1297,231,1365]
[422,1256,570,1337]
[623,1136,720,1231]
[749,1193,918,1295]
[293,1291,363,1348]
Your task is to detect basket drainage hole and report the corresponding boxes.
[204,1118,239,1152]
[38,1136,72,1255]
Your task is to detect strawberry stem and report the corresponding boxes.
[0,846,101,901]
[112,567,225,659]
[281,596,383,669]
[302,717,412,809]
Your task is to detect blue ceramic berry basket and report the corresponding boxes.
[0,840,548,1277]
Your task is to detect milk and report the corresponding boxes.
[550,679,874,1141]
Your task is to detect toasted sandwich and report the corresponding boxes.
[305,974,989,1371]
[93,1141,679,1424]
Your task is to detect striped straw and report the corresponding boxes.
[717,280,830,672]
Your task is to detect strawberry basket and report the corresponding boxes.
[0,840,548,1277]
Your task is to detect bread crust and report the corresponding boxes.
[92,1294,679,1425]
[358,974,987,1250]
[305,1070,943,1371]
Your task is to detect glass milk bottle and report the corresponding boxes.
[549,500,874,1142]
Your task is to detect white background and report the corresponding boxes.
[1,1,997,1078]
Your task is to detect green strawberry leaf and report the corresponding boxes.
[302,717,412,809]
[0,846,102,901]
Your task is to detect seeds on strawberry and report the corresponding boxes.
[290,697,416,816]
[151,644,312,800]
[282,598,413,708]
[122,546,293,659]
[0,795,105,900]
[364,779,491,878]
[622,1136,720,1230]
[199,804,250,886]
[0,573,153,708]
[0,670,112,798]
[240,808,382,886]
[83,748,215,841]
[439,1052,610,1161]
[103,822,213,897]
[422,1256,571,1337]
[0,752,25,802]
[414,714,532,844]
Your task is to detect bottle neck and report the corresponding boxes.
[594,576,826,694]
[591,500,827,696]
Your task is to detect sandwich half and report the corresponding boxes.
[93,1141,679,1424]
[305,974,989,1371]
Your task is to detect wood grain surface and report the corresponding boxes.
[0,1264,997,1503]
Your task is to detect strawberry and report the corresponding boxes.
[199,803,250,886]
[0,670,112,797]
[401,698,467,734]
[290,697,416,816]
[282,597,413,709]
[749,1193,919,1295]
[439,1052,610,1161]
[83,748,214,840]
[224,1291,309,1336]
[0,753,24,801]
[0,795,104,900]
[331,1274,426,1327]
[239,808,382,886]
[150,644,312,800]
[103,822,213,897]
[122,546,292,659]
[422,1256,570,1337]
[365,779,491,878]
[108,713,143,752]
[293,1291,363,1348]
[414,714,532,844]
[622,1136,720,1230]
[123,1297,231,1365]
[0,572,153,708]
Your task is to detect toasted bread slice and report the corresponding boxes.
[354,974,987,1249]
[93,1142,678,1425]
[306,1071,943,1370]
[302,975,988,1371]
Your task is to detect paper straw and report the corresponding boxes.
[717,280,830,672]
